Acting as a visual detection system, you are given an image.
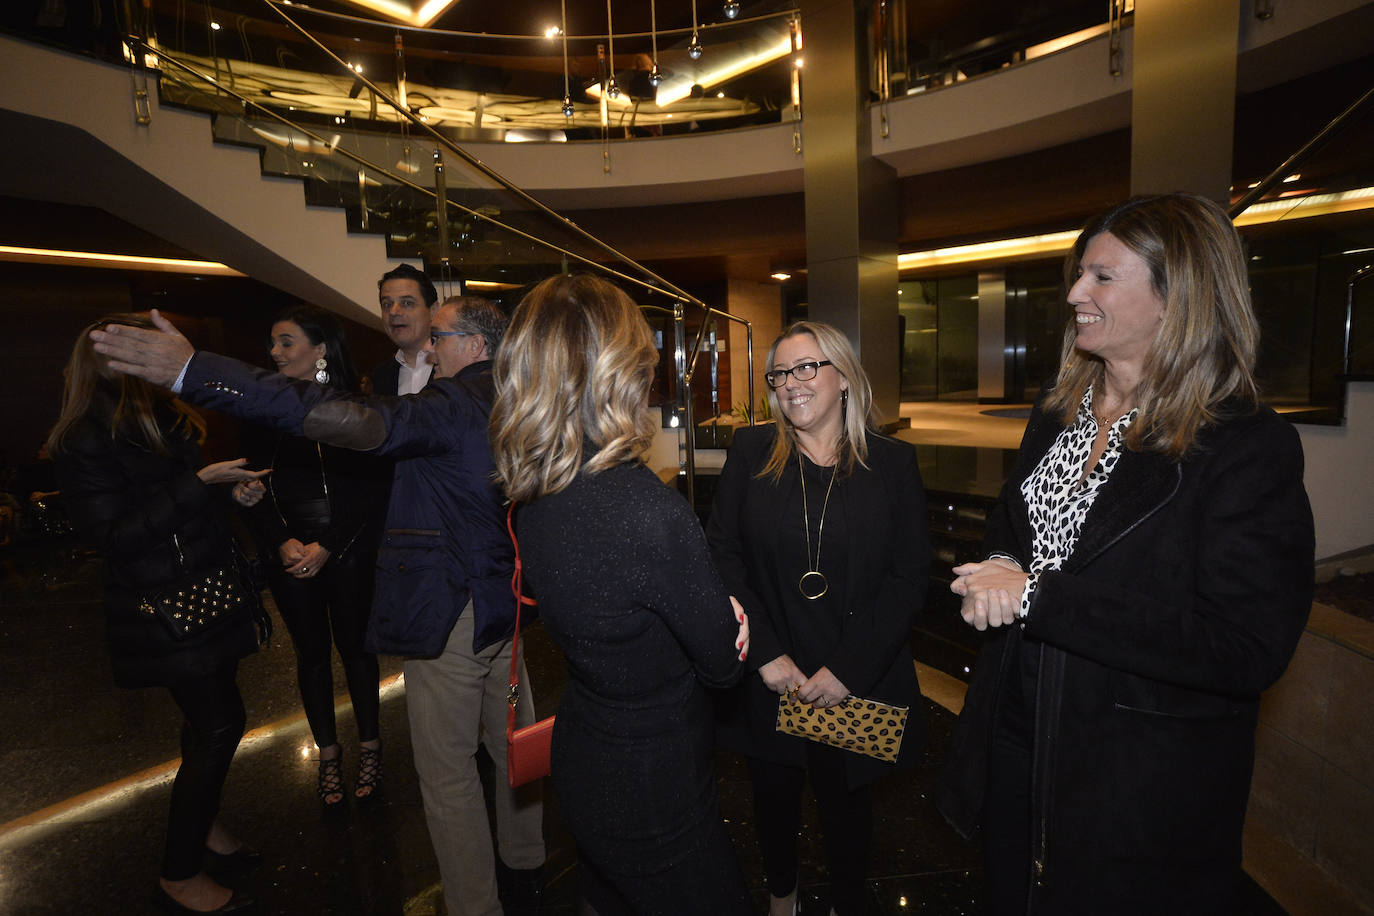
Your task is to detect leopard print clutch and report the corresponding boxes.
[775,691,908,763]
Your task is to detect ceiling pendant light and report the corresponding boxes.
[688,0,703,59]
[648,0,662,87]
[605,0,621,99]
[560,0,573,117]
[724,1,740,20]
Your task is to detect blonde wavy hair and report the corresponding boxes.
[759,321,876,481]
[46,313,206,457]
[491,274,659,502]
[1044,193,1260,459]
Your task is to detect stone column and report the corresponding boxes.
[800,0,902,424]
[977,270,1009,403]
[1130,0,1240,202]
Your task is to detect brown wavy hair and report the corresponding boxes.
[46,314,206,456]
[491,275,658,502]
[1044,193,1260,458]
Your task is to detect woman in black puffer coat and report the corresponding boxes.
[49,314,268,915]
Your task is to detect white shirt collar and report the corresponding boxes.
[394,347,433,370]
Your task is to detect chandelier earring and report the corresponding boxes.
[314,357,329,385]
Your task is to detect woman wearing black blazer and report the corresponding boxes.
[707,321,929,916]
[936,194,1315,913]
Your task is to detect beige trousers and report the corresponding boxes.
[403,603,545,916]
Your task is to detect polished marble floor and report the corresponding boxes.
[0,564,1286,915]
[0,404,1289,914]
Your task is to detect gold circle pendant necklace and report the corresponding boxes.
[798,452,839,600]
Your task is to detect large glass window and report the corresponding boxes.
[1248,225,1374,418]
[898,280,936,398]
[898,274,978,400]
[1006,263,1068,401]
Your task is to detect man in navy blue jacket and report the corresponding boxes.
[93,299,545,916]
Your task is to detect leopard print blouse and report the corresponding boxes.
[1014,387,1138,616]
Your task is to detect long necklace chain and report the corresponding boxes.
[798,452,839,600]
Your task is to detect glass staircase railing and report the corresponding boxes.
[5,0,770,499]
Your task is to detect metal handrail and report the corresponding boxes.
[255,0,708,312]
[1346,264,1374,379]
[129,37,690,302]
[259,0,796,44]
[680,307,757,509]
[130,9,758,493]
[248,0,758,498]
[1229,82,1374,220]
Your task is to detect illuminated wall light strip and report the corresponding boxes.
[0,246,245,276]
[0,675,405,852]
[898,231,1079,271]
[1024,22,1111,60]
[1231,185,1374,227]
[899,186,1374,272]
[330,0,461,27]
[654,35,793,106]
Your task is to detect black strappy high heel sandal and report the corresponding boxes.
[317,749,346,807]
[354,745,382,802]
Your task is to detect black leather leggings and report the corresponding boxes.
[749,746,874,915]
[267,548,380,749]
[163,664,245,880]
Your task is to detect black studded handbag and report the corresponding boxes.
[139,533,263,642]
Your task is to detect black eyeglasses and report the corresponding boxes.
[765,360,833,389]
[429,330,472,346]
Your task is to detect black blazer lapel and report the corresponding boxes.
[1064,449,1181,573]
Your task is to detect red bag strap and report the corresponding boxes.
[507,503,537,708]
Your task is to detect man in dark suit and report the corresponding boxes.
[371,264,438,396]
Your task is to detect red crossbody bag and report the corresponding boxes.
[505,503,555,787]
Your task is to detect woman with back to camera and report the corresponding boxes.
[48,314,268,914]
[706,321,930,916]
[237,305,387,806]
[490,274,753,915]
[935,193,1315,914]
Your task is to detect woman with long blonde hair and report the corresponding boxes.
[49,314,268,914]
[491,274,752,915]
[938,194,1314,912]
[706,320,930,916]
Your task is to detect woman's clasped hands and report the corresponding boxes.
[758,653,851,708]
[279,538,331,579]
[950,557,1029,631]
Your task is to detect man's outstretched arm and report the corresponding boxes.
[91,309,466,459]
[89,309,195,390]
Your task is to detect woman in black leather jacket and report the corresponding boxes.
[238,306,387,806]
[50,314,268,914]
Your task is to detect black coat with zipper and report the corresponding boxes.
[53,396,258,688]
[241,429,385,564]
[933,397,1314,913]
